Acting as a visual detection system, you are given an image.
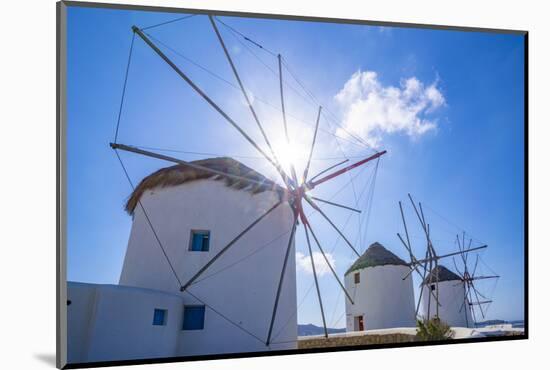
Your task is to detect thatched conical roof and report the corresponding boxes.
[422,265,462,284]
[345,242,408,275]
[125,157,284,215]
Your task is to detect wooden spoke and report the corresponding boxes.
[310,196,361,213]
[303,106,322,182]
[209,16,293,190]
[131,26,294,189]
[266,212,298,346]
[181,200,285,291]
[304,196,360,258]
[303,225,328,338]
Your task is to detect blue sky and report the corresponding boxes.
[67,6,525,326]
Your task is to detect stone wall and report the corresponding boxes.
[298,333,417,349]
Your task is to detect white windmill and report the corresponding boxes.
[396,194,496,328]
[70,13,388,361]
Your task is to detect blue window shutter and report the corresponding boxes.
[201,234,209,251]
[152,309,166,326]
[190,231,210,252]
[191,234,202,251]
[182,306,205,330]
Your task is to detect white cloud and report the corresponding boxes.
[334,70,446,147]
[296,251,335,277]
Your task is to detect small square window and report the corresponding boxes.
[189,230,210,252]
[430,284,436,291]
[182,305,205,330]
[354,272,360,284]
[152,308,167,326]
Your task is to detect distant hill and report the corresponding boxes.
[475,319,524,328]
[298,323,346,336]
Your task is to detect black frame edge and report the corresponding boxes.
[57,1,68,368]
[61,0,527,35]
[57,1,529,369]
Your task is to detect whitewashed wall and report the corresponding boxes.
[420,279,474,328]
[344,265,416,331]
[113,180,297,357]
[67,282,185,363]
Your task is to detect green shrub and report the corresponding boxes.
[416,318,453,341]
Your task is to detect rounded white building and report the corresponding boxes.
[344,242,416,331]
[67,158,297,363]
[420,265,473,328]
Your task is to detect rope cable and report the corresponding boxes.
[114,33,136,143]
[114,150,183,287]
[143,33,371,151]
[140,14,196,31]
[214,17,278,57]
[131,145,368,161]
[184,287,267,344]
[271,164,377,341]
[191,229,291,286]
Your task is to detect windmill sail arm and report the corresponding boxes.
[464,275,500,281]
[110,143,280,190]
[277,54,299,186]
[307,150,386,189]
[208,16,293,189]
[310,196,361,213]
[309,159,349,183]
[130,25,294,190]
[305,221,355,304]
[304,196,361,257]
[302,106,322,182]
[410,245,488,265]
[181,200,284,291]
[266,213,299,346]
[303,224,328,338]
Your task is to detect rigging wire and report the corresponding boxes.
[421,202,486,246]
[193,160,375,290]
[327,161,379,327]
[145,14,373,152]
[220,19,279,77]
[130,145,368,161]
[190,229,291,286]
[360,158,380,246]
[215,16,374,152]
[479,254,499,277]
[114,150,183,287]
[216,15,333,136]
[271,163,379,341]
[185,287,267,345]
[331,284,358,329]
[143,32,371,151]
[113,33,135,143]
[140,14,197,31]
[214,17,278,57]
[340,136,364,252]
[281,58,374,151]
[270,282,316,341]
[319,109,370,254]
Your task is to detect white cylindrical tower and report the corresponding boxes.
[118,158,297,354]
[344,242,416,331]
[420,265,473,328]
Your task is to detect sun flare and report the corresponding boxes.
[272,140,310,184]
